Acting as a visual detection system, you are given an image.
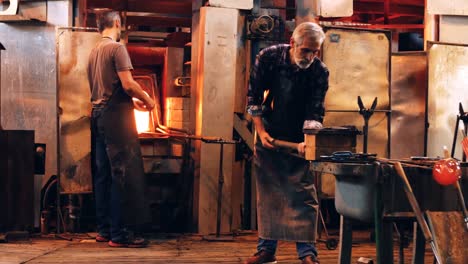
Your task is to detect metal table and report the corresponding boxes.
[310,161,459,264]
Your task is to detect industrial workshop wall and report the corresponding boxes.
[426,0,468,159]
[427,42,468,159]
[0,1,72,188]
[322,27,391,158]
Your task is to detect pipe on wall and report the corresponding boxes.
[127,46,166,66]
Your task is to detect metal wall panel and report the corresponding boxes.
[391,52,427,158]
[317,0,353,18]
[322,28,391,157]
[0,1,71,188]
[208,0,253,10]
[0,24,57,185]
[427,0,468,16]
[427,43,468,159]
[440,15,468,45]
[57,29,100,194]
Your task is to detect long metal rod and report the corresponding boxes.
[463,121,468,162]
[215,143,224,237]
[393,162,443,264]
[454,181,468,231]
[363,118,369,153]
[55,28,62,234]
[326,109,391,113]
[451,115,460,158]
[56,26,98,31]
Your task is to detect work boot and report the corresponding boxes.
[244,250,277,264]
[301,254,320,264]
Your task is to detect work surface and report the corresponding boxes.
[0,231,435,263]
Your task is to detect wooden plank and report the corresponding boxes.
[234,13,247,114]
[193,6,240,235]
[0,231,435,263]
[305,134,316,161]
[426,211,468,264]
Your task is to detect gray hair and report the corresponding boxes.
[292,22,325,46]
[97,11,120,33]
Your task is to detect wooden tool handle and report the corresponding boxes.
[270,139,298,151]
[393,162,433,242]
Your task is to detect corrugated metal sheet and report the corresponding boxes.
[427,0,468,16]
[322,27,391,157]
[57,29,100,194]
[427,42,468,159]
[391,52,427,158]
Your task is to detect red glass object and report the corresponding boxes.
[433,158,461,186]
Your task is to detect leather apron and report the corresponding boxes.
[255,141,318,242]
[92,87,149,227]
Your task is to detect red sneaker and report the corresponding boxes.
[95,234,109,242]
[108,237,149,248]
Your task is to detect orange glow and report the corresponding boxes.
[134,109,151,133]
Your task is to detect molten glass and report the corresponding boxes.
[134,109,150,133]
[432,158,461,186]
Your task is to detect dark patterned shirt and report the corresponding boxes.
[247,44,329,142]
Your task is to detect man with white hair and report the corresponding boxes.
[244,22,329,264]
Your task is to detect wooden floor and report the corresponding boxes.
[0,231,436,264]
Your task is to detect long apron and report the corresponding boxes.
[255,142,318,242]
[92,87,149,227]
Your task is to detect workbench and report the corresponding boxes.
[309,161,461,264]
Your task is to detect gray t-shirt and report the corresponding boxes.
[87,37,133,106]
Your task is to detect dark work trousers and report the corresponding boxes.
[91,88,148,242]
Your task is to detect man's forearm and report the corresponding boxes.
[252,116,265,134]
[124,80,152,105]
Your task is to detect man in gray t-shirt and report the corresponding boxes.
[87,11,154,248]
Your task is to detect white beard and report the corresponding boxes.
[294,57,313,69]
